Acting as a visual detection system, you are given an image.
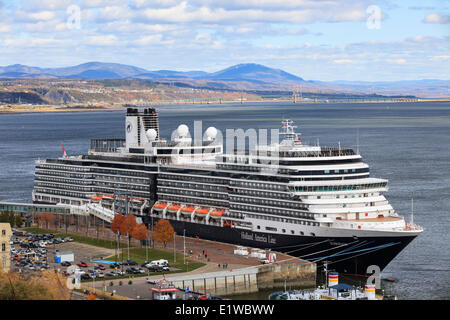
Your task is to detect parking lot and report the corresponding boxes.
[10,231,115,275]
[10,230,177,283]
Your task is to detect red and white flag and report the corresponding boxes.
[62,144,67,157]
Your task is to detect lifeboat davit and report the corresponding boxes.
[195,208,209,217]
[167,204,180,213]
[181,206,195,215]
[210,210,225,219]
[153,202,167,211]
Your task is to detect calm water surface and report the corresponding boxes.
[0,101,449,299]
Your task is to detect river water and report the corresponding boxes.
[0,101,449,299]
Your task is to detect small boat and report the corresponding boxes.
[195,208,209,217]
[210,209,225,219]
[180,206,195,215]
[166,204,180,213]
[152,202,167,211]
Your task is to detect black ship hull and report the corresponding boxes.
[144,217,416,275]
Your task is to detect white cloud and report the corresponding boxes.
[87,35,120,46]
[81,0,127,8]
[0,23,11,33]
[423,13,450,24]
[333,59,353,64]
[20,0,73,11]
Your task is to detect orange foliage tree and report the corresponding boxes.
[153,219,175,248]
[131,224,148,247]
[110,214,125,236]
[39,212,55,229]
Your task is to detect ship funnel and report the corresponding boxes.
[365,284,376,300]
[328,272,339,287]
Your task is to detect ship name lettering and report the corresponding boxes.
[241,232,254,241]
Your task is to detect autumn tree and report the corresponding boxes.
[153,219,175,248]
[110,214,126,235]
[131,224,148,247]
[39,212,55,229]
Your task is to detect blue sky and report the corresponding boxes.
[0,0,449,81]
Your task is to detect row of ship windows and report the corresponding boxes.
[36,182,93,192]
[94,182,148,191]
[38,164,150,179]
[159,175,228,185]
[159,181,225,192]
[36,170,88,179]
[235,189,291,199]
[231,181,287,191]
[35,188,87,199]
[217,164,291,174]
[95,187,149,197]
[36,177,92,185]
[95,175,148,184]
[293,183,387,192]
[218,164,365,176]
[230,196,308,210]
[36,181,149,193]
[158,188,228,200]
[231,204,313,218]
[158,195,227,208]
[39,164,90,172]
[94,169,149,178]
[246,213,319,228]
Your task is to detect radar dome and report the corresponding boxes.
[146,128,157,141]
[205,127,218,140]
[177,124,189,137]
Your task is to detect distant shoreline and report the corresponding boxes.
[1,98,449,115]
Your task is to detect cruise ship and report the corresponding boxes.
[32,107,423,274]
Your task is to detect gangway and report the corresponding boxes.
[86,203,115,223]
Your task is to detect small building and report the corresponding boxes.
[150,278,180,300]
[0,223,12,272]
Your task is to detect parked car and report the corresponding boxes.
[80,273,91,280]
[61,261,71,267]
[77,261,88,268]
[109,262,121,269]
[147,264,164,272]
[122,260,137,266]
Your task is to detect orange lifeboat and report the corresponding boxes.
[210,210,225,219]
[181,206,195,215]
[167,204,181,213]
[195,208,209,217]
[103,194,113,199]
[91,195,102,201]
[132,198,144,202]
[153,202,167,211]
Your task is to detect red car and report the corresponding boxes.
[77,261,88,268]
